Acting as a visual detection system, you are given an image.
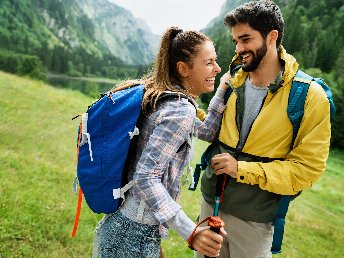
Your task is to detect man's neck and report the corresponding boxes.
[248,50,282,87]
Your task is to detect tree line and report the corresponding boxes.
[0,1,148,81]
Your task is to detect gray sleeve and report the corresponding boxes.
[165,209,196,240]
[196,87,227,142]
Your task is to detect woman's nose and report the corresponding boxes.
[214,62,221,73]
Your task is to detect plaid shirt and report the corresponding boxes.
[125,88,226,237]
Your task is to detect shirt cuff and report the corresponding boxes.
[208,87,227,112]
[215,87,227,98]
[165,209,196,241]
[237,161,264,185]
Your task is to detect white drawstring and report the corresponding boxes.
[81,113,93,161]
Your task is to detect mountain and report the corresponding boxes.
[0,0,159,78]
[202,0,246,37]
[76,0,159,65]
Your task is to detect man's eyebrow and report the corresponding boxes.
[232,33,251,42]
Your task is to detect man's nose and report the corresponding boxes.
[235,43,244,55]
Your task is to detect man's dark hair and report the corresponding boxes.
[224,0,284,48]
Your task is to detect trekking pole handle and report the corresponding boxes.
[204,197,221,258]
[204,225,221,258]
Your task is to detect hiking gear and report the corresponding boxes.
[195,199,273,258]
[72,84,144,237]
[71,84,198,237]
[288,70,336,147]
[271,70,336,254]
[205,173,227,258]
[189,47,335,253]
[77,85,144,214]
[187,216,224,251]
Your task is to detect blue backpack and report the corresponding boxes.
[71,84,191,237]
[189,70,336,253]
[71,84,144,237]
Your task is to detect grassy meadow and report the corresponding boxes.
[0,71,343,257]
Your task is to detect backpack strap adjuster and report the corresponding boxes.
[112,180,134,200]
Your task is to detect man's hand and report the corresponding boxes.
[191,226,227,257]
[211,153,238,178]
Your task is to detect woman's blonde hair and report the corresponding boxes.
[114,26,210,111]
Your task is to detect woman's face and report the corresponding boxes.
[180,41,221,97]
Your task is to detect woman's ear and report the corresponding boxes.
[176,61,189,78]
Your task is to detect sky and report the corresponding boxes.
[109,0,227,35]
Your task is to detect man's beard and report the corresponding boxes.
[241,41,267,72]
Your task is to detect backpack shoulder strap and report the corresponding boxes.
[287,70,311,147]
[271,71,311,252]
[288,70,336,147]
[224,87,233,105]
[272,69,337,253]
[158,91,197,109]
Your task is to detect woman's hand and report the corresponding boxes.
[218,72,231,90]
[191,226,227,257]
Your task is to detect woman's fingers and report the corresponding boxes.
[192,227,223,256]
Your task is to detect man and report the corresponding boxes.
[196,0,331,257]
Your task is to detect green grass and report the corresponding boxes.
[0,71,343,257]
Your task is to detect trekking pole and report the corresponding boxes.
[204,173,227,258]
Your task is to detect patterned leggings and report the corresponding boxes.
[99,210,161,258]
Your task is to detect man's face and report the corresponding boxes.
[231,23,267,72]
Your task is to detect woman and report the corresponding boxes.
[98,26,229,258]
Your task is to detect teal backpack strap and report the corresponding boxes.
[271,70,310,254]
[288,70,336,147]
[287,70,311,147]
[188,142,216,191]
[272,69,337,254]
[271,195,293,254]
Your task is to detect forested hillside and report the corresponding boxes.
[0,0,157,79]
[203,0,344,148]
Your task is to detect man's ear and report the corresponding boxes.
[268,30,278,44]
[176,61,189,78]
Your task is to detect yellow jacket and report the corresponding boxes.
[220,46,331,195]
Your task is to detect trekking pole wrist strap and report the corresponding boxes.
[187,216,224,250]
